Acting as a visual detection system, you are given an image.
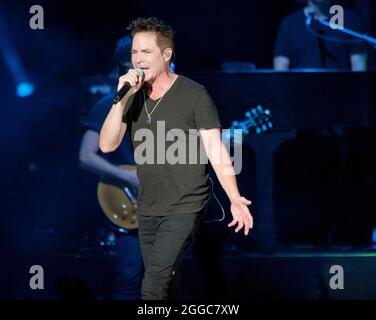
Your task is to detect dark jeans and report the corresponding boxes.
[112,230,144,300]
[138,210,204,300]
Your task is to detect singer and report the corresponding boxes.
[99,17,253,300]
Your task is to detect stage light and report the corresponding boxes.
[16,81,34,97]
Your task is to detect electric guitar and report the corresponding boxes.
[226,104,272,141]
[97,105,272,231]
[97,165,138,230]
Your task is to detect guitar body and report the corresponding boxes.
[97,165,138,230]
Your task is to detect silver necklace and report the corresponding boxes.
[143,79,175,124]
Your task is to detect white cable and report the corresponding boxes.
[203,176,226,223]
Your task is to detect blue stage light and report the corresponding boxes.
[16,81,34,97]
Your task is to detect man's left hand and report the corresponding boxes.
[228,196,253,236]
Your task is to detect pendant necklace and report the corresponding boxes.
[143,78,175,124]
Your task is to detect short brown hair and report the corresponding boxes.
[127,17,175,52]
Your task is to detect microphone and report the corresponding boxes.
[113,68,144,104]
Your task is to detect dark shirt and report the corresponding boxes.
[123,75,221,216]
[82,94,135,165]
[274,10,365,70]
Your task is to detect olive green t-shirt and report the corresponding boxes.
[122,75,221,216]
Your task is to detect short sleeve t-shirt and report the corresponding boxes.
[274,10,366,70]
[82,94,135,165]
[122,75,221,216]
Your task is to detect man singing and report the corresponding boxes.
[99,17,253,300]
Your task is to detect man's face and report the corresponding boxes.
[131,32,168,83]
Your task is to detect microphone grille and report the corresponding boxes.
[135,68,144,77]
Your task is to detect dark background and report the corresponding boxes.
[0,0,375,299]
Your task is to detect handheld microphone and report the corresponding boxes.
[113,68,144,104]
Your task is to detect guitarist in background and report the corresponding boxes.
[79,35,144,300]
